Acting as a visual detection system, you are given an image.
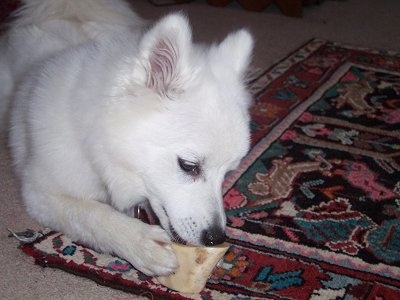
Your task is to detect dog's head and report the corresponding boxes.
[109,14,253,246]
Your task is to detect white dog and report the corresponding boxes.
[0,0,253,276]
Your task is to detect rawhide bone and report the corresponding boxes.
[157,242,230,293]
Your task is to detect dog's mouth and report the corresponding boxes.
[132,201,160,226]
[132,201,187,245]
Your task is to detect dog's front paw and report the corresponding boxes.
[126,224,178,276]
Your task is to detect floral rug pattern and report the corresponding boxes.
[22,39,400,299]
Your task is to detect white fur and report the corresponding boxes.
[0,0,253,276]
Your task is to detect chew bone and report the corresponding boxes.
[157,242,230,293]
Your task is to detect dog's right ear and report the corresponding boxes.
[137,13,192,98]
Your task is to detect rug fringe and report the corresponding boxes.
[7,228,51,243]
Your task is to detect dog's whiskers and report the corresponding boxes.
[169,225,187,245]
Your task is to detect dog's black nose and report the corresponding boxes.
[201,226,226,246]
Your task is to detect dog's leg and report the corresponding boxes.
[21,179,178,276]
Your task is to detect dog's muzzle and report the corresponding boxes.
[133,201,226,246]
[133,201,187,244]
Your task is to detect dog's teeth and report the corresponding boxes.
[133,202,160,225]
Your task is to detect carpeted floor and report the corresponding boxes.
[19,39,400,299]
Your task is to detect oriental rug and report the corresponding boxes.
[21,39,400,299]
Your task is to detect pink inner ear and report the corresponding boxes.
[147,37,179,96]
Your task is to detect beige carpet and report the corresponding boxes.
[1,0,399,299]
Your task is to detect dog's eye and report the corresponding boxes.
[178,157,201,177]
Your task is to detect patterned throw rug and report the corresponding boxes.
[21,39,400,299]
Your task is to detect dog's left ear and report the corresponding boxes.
[137,13,192,97]
[213,29,254,77]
